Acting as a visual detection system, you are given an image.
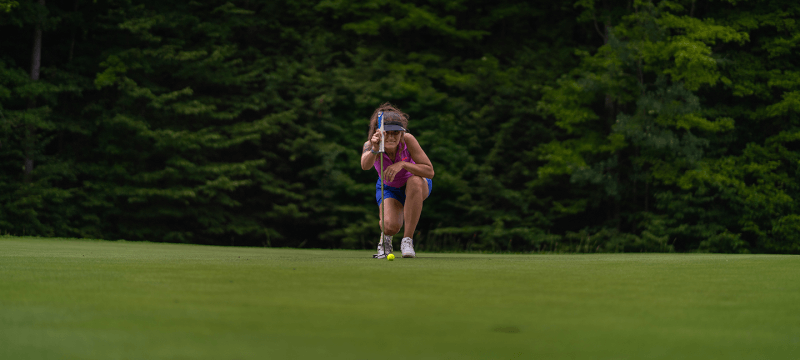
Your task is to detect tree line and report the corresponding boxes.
[1,0,798,253]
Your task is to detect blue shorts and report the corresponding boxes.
[375,178,432,206]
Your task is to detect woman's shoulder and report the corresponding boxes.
[403,133,419,145]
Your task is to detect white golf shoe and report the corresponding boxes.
[401,237,416,258]
[372,234,393,259]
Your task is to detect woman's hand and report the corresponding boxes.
[382,161,406,182]
[370,130,383,152]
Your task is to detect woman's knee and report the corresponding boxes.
[378,219,402,235]
[406,176,427,194]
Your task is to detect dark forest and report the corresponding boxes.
[1,0,798,253]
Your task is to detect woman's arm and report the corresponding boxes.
[361,129,387,170]
[399,134,434,179]
[360,141,379,170]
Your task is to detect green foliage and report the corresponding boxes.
[0,0,18,13]
[0,0,798,253]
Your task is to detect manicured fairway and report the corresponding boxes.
[1,237,798,359]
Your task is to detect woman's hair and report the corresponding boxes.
[367,102,409,141]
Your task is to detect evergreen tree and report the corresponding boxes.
[0,0,797,253]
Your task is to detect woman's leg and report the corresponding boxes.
[379,198,404,236]
[402,176,430,238]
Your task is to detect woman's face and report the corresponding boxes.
[384,130,404,150]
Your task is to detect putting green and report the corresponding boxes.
[1,237,798,359]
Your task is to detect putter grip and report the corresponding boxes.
[378,111,385,153]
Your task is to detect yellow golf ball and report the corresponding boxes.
[387,254,395,261]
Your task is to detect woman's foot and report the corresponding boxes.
[401,237,416,258]
[373,234,393,258]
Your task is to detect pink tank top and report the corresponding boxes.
[374,141,416,187]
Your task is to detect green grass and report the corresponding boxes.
[1,237,798,360]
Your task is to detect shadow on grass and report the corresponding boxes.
[411,257,484,260]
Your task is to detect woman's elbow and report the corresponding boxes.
[360,160,372,171]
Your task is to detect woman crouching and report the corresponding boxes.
[360,103,434,259]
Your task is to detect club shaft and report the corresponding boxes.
[381,156,384,243]
[379,111,385,250]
